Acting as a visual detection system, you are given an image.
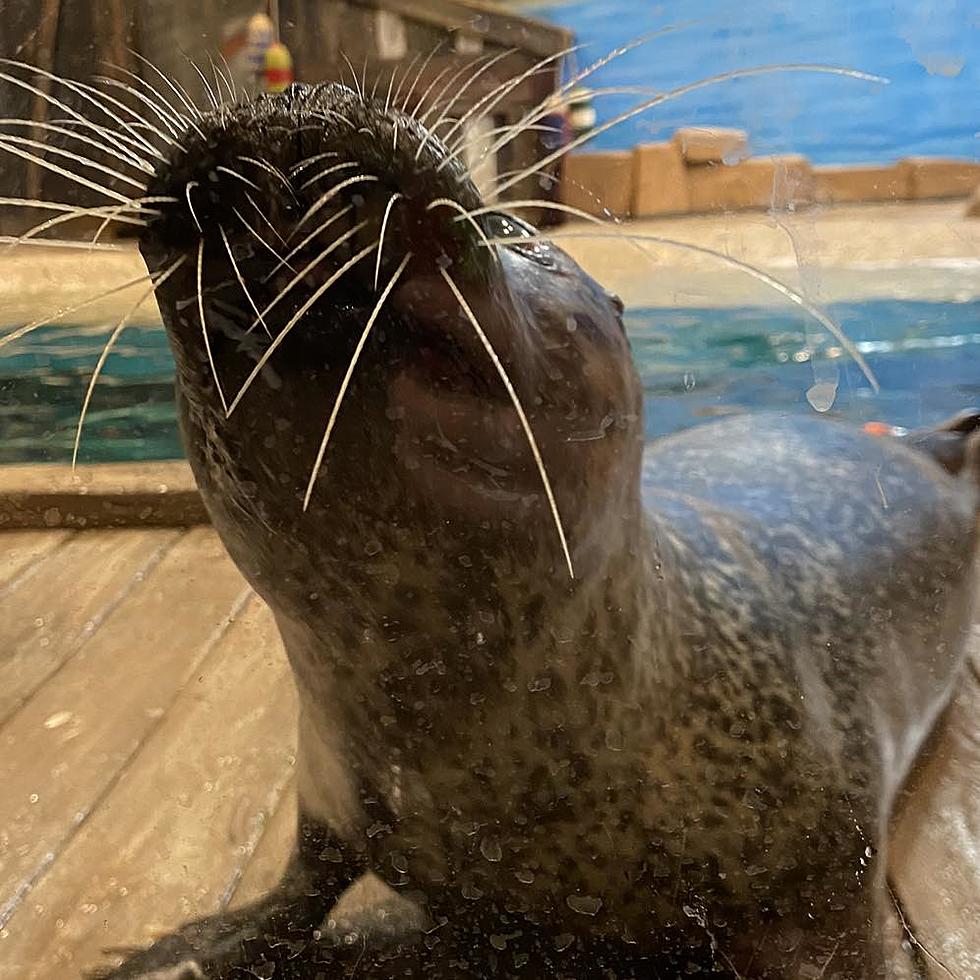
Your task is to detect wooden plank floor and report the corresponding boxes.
[0,527,294,979]
[0,528,977,979]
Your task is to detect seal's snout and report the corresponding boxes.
[139,75,643,577]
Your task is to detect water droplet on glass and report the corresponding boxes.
[480,837,502,862]
[566,894,602,916]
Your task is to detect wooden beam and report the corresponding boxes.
[345,0,573,59]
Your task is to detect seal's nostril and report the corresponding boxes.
[607,291,625,315]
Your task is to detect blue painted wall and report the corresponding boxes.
[524,0,979,163]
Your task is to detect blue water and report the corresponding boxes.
[525,0,979,163]
[2,300,979,464]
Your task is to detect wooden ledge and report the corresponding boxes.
[0,461,207,529]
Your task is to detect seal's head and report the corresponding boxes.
[140,82,641,618]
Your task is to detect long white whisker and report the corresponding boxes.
[416,50,496,127]
[303,252,411,510]
[427,198,495,258]
[95,75,183,139]
[495,63,887,197]
[61,70,181,149]
[291,174,380,238]
[198,237,229,413]
[0,138,133,204]
[215,164,263,193]
[72,257,185,468]
[6,201,150,248]
[373,193,402,290]
[101,62,189,133]
[289,151,340,177]
[435,45,574,157]
[239,155,295,197]
[46,114,164,167]
[0,269,155,350]
[424,47,520,149]
[261,204,353,281]
[390,53,421,112]
[189,59,219,109]
[466,29,682,165]
[0,132,147,191]
[383,61,401,114]
[439,266,574,579]
[0,235,124,251]
[482,215,879,393]
[0,116,152,173]
[219,53,239,102]
[298,159,358,192]
[252,219,367,328]
[185,181,202,232]
[220,223,271,338]
[245,191,289,247]
[342,54,363,99]
[129,48,204,124]
[227,241,377,416]
[0,61,166,160]
[233,205,293,270]
[402,40,449,116]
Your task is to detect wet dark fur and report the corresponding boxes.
[100,81,979,978]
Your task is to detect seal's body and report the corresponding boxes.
[105,81,978,978]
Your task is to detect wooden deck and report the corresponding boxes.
[0,523,978,978]
[0,526,296,979]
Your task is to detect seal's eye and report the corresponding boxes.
[483,211,536,240]
[483,211,557,269]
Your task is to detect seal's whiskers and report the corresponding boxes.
[477,212,880,393]
[198,238,229,413]
[424,45,567,164]
[94,75,185,141]
[238,156,295,200]
[291,173,379,238]
[0,268,158,350]
[1,197,163,249]
[389,52,422,114]
[261,204,353,281]
[398,39,445,116]
[0,62,165,161]
[289,151,340,178]
[447,28,679,166]
[220,224,272,339]
[0,138,135,204]
[439,266,575,580]
[0,118,153,174]
[297,159,358,192]
[103,63,189,135]
[0,133,147,191]
[303,252,412,511]
[187,59,220,111]
[72,256,186,468]
[233,205,292,270]
[128,48,206,133]
[374,193,403,291]
[226,241,378,417]
[251,219,367,331]
[494,64,886,198]
[184,181,203,232]
[214,164,263,195]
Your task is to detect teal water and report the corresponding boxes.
[2,299,978,464]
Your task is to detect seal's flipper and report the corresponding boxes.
[90,888,333,979]
[906,408,980,478]
[92,815,362,980]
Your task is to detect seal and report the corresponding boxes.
[97,80,979,978]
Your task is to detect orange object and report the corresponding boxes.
[863,421,908,438]
[264,42,293,93]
